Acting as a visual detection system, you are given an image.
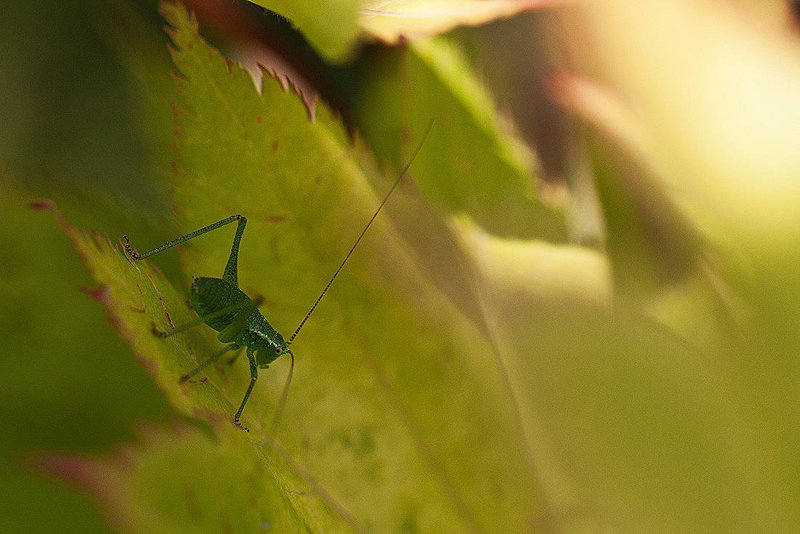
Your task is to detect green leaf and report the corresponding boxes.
[52,2,580,531]
[164,2,544,529]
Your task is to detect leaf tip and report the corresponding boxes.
[79,285,112,305]
[32,452,111,499]
[29,199,56,212]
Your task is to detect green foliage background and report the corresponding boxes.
[2,0,800,532]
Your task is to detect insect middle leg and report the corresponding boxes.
[152,295,264,338]
[179,344,242,383]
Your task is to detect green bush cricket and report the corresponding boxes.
[123,123,432,431]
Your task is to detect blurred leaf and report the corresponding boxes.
[246,0,362,61]
[0,1,171,227]
[576,0,800,262]
[0,455,107,534]
[243,0,573,61]
[549,73,705,288]
[360,0,575,43]
[0,186,171,450]
[463,223,797,532]
[357,37,565,242]
[42,424,315,532]
[542,0,800,530]
[0,181,173,534]
[353,36,568,342]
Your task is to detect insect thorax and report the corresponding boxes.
[251,313,288,368]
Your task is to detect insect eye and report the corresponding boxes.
[275,346,282,354]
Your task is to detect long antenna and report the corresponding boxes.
[288,120,433,344]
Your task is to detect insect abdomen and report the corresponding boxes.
[190,277,250,332]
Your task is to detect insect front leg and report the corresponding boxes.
[233,348,259,431]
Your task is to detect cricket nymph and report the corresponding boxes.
[125,120,432,431]
[190,276,288,368]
